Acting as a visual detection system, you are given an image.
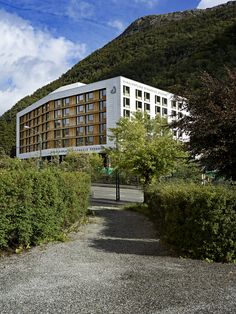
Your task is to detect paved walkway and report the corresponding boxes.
[0,206,236,313]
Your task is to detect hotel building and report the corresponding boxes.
[16,76,187,159]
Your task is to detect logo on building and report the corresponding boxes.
[111,86,116,94]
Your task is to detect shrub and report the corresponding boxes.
[0,168,90,249]
[145,183,236,262]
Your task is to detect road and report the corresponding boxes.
[0,205,236,314]
[91,184,144,203]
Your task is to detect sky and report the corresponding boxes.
[0,0,234,116]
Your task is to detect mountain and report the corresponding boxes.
[0,1,236,155]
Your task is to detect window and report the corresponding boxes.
[54,99,61,109]
[123,109,130,118]
[87,103,94,111]
[42,132,48,141]
[136,89,142,99]
[162,98,168,106]
[171,100,177,108]
[76,105,84,114]
[62,128,69,137]
[62,118,69,127]
[76,138,84,146]
[54,139,62,148]
[63,98,70,106]
[162,108,168,116]
[171,110,176,117]
[123,97,130,107]
[86,125,94,134]
[62,139,69,147]
[54,120,61,128]
[46,113,49,121]
[54,110,61,119]
[86,136,94,145]
[99,89,106,98]
[42,142,47,150]
[144,103,150,111]
[136,101,142,110]
[123,85,130,96]
[155,95,161,104]
[178,112,183,118]
[144,92,150,102]
[99,101,106,110]
[62,108,70,116]
[86,114,94,123]
[86,92,93,101]
[76,94,84,103]
[76,127,84,136]
[99,135,106,144]
[99,112,106,122]
[77,116,85,124]
[99,124,106,133]
[54,130,61,138]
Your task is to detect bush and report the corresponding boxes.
[0,168,90,249]
[145,183,236,262]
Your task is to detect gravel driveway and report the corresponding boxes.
[0,206,236,314]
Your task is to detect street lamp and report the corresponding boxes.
[24,125,43,167]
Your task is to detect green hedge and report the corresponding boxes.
[0,168,90,249]
[146,183,236,262]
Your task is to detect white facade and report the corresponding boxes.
[16,76,187,159]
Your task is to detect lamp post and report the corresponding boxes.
[24,125,42,168]
[115,136,120,202]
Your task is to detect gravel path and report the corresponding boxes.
[0,206,236,314]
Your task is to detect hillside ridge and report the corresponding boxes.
[122,1,236,36]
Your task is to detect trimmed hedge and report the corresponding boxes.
[0,168,90,249]
[145,183,236,262]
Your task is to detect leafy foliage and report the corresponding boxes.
[145,183,236,262]
[61,151,104,180]
[0,2,236,155]
[175,69,236,180]
[0,161,90,250]
[108,112,187,186]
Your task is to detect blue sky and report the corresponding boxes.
[0,0,233,115]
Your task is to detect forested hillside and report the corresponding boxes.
[0,1,236,155]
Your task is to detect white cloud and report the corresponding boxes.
[66,0,95,20]
[0,10,87,116]
[108,19,126,33]
[197,0,235,9]
[134,0,158,8]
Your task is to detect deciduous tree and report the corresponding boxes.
[108,112,187,189]
[175,69,236,180]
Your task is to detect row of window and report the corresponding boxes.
[20,133,107,152]
[20,104,50,123]
[54,89,106,109]
[54,124,106,138]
